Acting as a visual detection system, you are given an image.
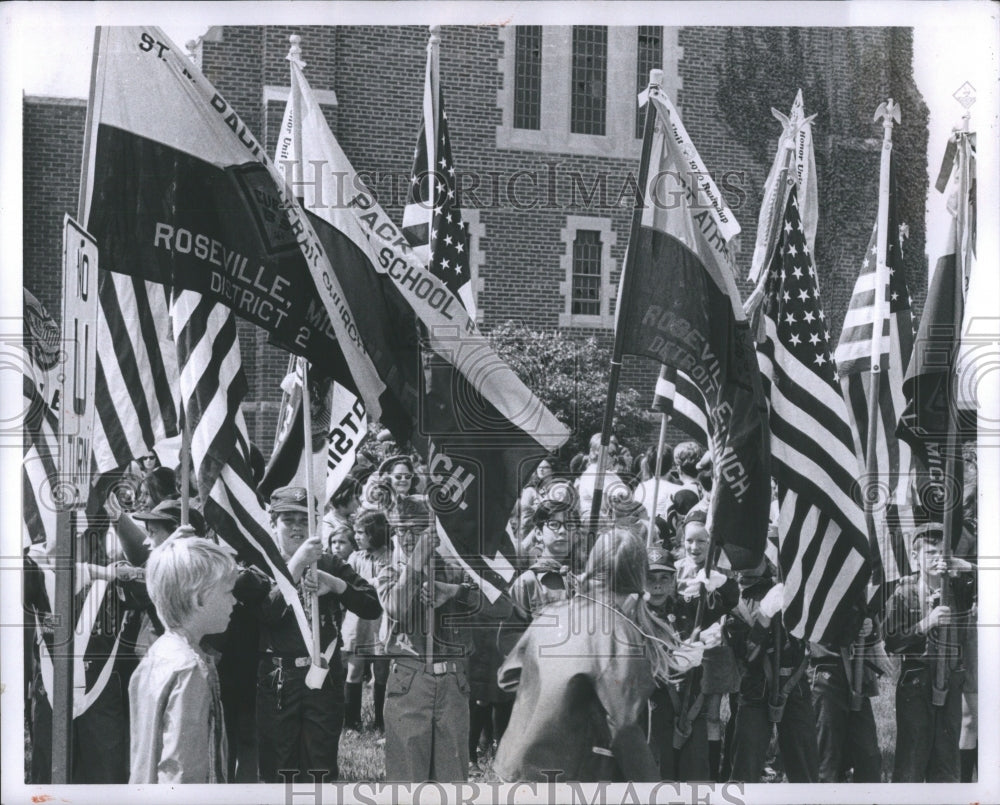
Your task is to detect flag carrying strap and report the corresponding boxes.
[761,650,809,724]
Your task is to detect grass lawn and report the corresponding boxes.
[20,656,924,785]
[340,668,902,784]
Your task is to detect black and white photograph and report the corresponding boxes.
[2,2,997,804]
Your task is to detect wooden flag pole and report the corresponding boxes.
[179,412,191,528]
[933,120,973,707]
[589,69,662,541]
[647,413,669,547]
[299,358,323,668]
[285,37,321,668]
[425,25,441,670]
[852,98,900,709]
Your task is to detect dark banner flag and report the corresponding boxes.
[616,87,771,570]
[82,27,412,443]
[897,131,977,532]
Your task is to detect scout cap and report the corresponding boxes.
[269,485,311,514]
[133,498,206,535]
[647,546,676,573]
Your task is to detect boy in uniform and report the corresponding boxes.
[725,559,819,783]
[249,486,381,783]
[884,523,975,782]
[377,496,502,782]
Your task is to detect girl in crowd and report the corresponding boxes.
[342,509,393,733]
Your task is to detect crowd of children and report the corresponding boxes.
[23,434,978,786]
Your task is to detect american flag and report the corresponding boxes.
[756,184,870,645]
[170,289,313,645]
[22,289,62,551]
[93,272,180,473]
[834,158,915,583]
[401,44,475,318]
[651,364,709,448]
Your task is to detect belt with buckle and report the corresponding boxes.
[270,655,312,669]
[429,661,458,675]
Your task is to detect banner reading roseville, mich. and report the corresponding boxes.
[615,87,771,570]
[82,26,413,439]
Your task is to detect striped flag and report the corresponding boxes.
[22,289,62,551]
[834,157,915,583]
[258,360,367,508]
[401,36,476,318]
[171,289,312,646]
[93,272,181,473]
[756,184,870,645]
[651,364,709,448]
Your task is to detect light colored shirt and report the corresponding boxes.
[128,630,226,784]
[575,468,626,520]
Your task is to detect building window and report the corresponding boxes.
[571,230,603,315]
[571,26,607,136]
[497,27,682,158]
[559,216,618,328]
[513,26,542,130]
[635,27,662,138]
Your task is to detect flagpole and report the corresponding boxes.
[647,413,668,546]
[424,25,441,671]
[933,122,972,707]
[285,38,323,673]
[589,69,662,540]
[850,98,899,707]
[298,358,323,669]
[180,413,192,527]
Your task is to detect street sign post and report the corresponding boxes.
[51,215,99,783]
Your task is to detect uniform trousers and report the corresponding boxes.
[892,665,964,782]
[256,657,346,783]
[808,661,881,782]
[383,656,470,782]
[648,685,710,781]
[728,673,818,783]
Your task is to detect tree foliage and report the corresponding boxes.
[487,320,656,456]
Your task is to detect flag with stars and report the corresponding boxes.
[757,183,870,645]
[834,157,915,583]
[401,54,476,318]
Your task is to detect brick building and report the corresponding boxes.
[23,24,928,455]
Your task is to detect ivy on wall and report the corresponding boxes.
[716,28,929,338]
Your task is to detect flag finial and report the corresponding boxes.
[649,69,663,89]
[288,34,305,66]
[874,98,901,127]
